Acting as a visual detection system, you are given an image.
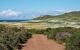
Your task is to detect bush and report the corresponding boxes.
[0,25,32,50]
[65,32,80,50]
[0,43,8,50]
[46,27,80,42]
[45,28,56,39]
[44,27,80,50]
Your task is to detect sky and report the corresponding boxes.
[0,0,80,20]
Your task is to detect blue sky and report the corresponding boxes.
[0,0,80,20]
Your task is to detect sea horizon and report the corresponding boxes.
[0,19,32,22]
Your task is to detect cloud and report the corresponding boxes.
[0,9,22,17]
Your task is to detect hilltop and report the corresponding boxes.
[33,11,80,20]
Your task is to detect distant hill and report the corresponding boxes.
[30,11,80,28]
[33,11,80,20]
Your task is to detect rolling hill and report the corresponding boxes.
[31,11,80,28]
[33,11,80,20]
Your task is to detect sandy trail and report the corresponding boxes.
[22,34,65,50]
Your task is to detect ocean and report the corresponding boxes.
[0,20,31,22]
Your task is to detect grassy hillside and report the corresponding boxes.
[30,11,80,28]
[34,11,80,20]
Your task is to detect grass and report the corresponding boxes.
[0,20,80,29]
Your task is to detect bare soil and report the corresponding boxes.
[22,34,65,50]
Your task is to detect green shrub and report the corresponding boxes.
[0,25,32,50]
[45,28,56,39]
[0,43,8,50]
[65,32,80,50]
[46,27,80,42]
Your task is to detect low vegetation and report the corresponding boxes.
[0,24,80,50]
[46,27,80,50]
[65,32,80,50]
[28,27,80,50]
[0,24,32,50]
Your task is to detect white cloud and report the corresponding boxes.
[0,9,22,17]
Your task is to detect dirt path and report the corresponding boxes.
[22,34,65,50]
